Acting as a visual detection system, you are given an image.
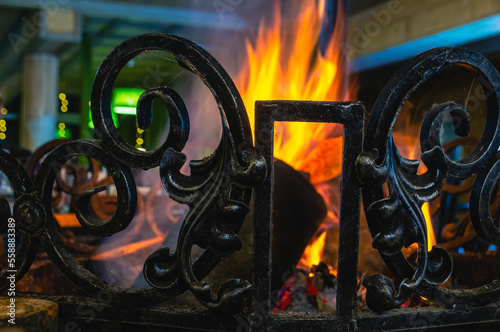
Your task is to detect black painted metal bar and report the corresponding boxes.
[336,102,364,321]
[252,103,274,327]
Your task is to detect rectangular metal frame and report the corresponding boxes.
[252,101,365,330]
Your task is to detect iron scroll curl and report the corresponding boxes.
[89,33,266,310]
[90,33,266,311]
[356,47,500,311]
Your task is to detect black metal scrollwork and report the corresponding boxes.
[1,33,266,311]
[0,149,37,290]
[7,31,500,317]
[357,47,500,311]
[122,34,268,313]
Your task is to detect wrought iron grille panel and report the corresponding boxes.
[1,34,500,331]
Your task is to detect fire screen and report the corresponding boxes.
[2,34,500,331]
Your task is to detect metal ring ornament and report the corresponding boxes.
[356,47,500,311]
[470,152,500,245]
[32,140,176,305]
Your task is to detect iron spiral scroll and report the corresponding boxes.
[0,33,266,312]
[356,47,500,312]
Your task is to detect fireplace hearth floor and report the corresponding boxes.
[9,292,500,331]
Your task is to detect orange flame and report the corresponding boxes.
[91,236,163,260]
[422,202,436,251]
[236,0,349,268]
[237,0,348,174]
[300,231,327,268]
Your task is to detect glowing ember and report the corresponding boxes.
[54,213,81,228]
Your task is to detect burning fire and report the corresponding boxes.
[91,236,163,260]
[300,231,327,268]
[236,0,349,268]
[422,202,436,251]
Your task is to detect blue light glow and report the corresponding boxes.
[458,247,465,254]
[352,14,500,72]
[488,244,497,251]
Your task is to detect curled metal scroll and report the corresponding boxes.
[357,47,500,311]
[0,34,265,311]
[89,33,265,310]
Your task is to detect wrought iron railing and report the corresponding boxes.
[2,34,500,331]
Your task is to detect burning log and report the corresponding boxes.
[271,159,328,289]
[207,159,326,295]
